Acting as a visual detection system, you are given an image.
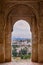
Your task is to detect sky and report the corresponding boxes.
[12,20,32,39]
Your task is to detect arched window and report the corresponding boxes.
[11,20,32,61]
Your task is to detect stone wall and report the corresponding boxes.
[38,2,43,62]
[0,13,5,62]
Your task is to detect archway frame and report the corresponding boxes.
[4,3,38,62]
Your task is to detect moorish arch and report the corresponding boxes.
[4,4,38,62]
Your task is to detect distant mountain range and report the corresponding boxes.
[12,37,31,41]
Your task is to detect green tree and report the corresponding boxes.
[20,47,27,55]
[12,48,18,57]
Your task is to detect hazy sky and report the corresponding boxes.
[12,20,32,39]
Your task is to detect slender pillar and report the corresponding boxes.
[0,14,5,62]
[38,16,43,62]
[32,17,38,62]
[5,18,11,62]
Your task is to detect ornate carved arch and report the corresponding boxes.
[5,4,38,62]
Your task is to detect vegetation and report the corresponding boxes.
[21,54,31,59]
[12,45,31,59]
[12,45,19,48]
[19,47,27,55]
[12,48,18,57]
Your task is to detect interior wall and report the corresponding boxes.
[0,13,5,62]
[37,2,43,62]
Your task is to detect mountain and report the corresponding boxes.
[12,37,31,41]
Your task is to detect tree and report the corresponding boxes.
[20,47,27,55]
[12,48,18,57]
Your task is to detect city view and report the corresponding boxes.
[11,20,32,62]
